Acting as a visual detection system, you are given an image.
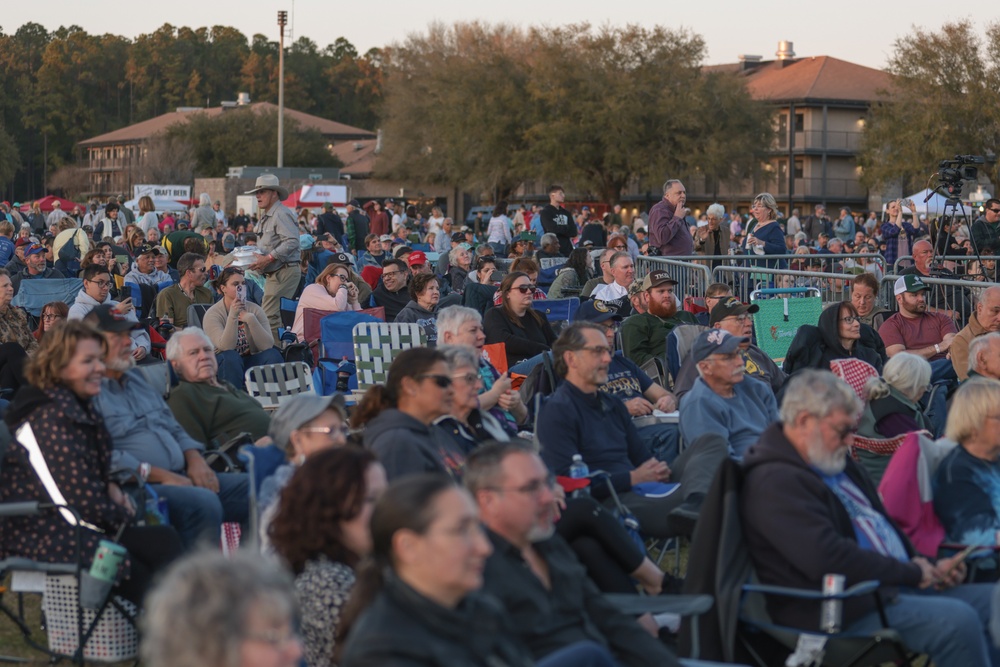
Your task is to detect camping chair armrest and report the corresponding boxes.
[742,580,880,600]
[0,557,77,575]
[604,593,713,617]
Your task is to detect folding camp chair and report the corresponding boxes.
[244,361,314,411]
[352,322,427,392]
[314,311,383,390]
[665,324,710,385]
[279,297,298,331]
[534,297,580,332]
[186,303,213,330]
[682,458,913,666]
[749,287,823,363]
[462,282,498,317]
[11,278,84,318]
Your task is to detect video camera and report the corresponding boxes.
[937,155,985,195]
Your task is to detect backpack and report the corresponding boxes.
[517,351,558,423]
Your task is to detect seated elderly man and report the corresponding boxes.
[124,243,172,286]
[166,327,271,446]
[69,264,150,362]
[966,332,1000,381]
[538,321,727,537]
[951,285,1000,381]
[673,296,785,398]
[742,369,999,667]
[678,329,779,461]
[469,441,682,667]
[154,252,213,328]
[87,305,249,549]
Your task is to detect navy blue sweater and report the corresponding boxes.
[537,380,651,497]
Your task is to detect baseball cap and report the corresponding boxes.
[451,232,466,243]
[14,238,30,248]
[709,296,760,326]
[84,304,142,333]
[574,299,623,323]
[327,252,354,267]
[379,234,393,242]
[407,250,427,267]
[299,234,315,251]
[348,199,361,208]
[582,240,595,247]
[894,274,931,295]
[24,244,45,257]
[136,243,156,256]
[627,280,645,298]
[151,246,168,256]
[268,393,347,447]
[640,269,678,291]
[692,329,750,364]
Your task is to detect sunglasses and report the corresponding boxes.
[418,373,453,388]
[513,285,537,294]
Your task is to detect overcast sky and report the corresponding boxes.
[6,1,998,70]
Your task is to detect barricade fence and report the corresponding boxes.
[878,273,995,329]
[711,265,860,306]
[892,255,1000,279]
[634,256,712,304]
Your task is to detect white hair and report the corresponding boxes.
[706,203,725,218]
[166,327,214,362]
[865,352,931,403]
[437,305,482,336]
[969,332,1000,374]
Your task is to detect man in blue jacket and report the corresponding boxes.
[537,321,726,537]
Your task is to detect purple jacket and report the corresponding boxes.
[648,199,693,256]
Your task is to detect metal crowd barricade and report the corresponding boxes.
[879,273,994,328]
[711,264,859,306]
[892,255,1000,278]
[634,256,711,302]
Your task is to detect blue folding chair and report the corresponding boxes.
[534,298,580,324]
[318,311,382,392]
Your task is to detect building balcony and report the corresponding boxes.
[775,130,862,153]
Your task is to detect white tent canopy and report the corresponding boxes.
[884,188,992,218]
[123,197,189,213]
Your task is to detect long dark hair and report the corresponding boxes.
[351,347,446,429]
[498,271,545,329]
[269,447,378,574]
[564,247,590,285]
[335,474,457,661]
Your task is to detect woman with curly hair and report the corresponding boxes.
[270,447,387,667]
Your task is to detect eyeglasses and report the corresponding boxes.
[451,372,481,384]
[513,285,537,294]
[723,314,752,322]
[243,627,300,649]
[381,270,403,278]
[487,475,555,497]
[87,280,112,289]
[299,424,351,438]
[830,423,858,441]
[42,313,63,321]
[578,345,613,356]
[989,208,1000,214]
[840,316,861,324]
[418,373,453,388]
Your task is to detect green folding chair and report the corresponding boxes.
[352,322,428,391]
[750,287,822,363]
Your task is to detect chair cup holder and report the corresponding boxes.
[78,571,114,610]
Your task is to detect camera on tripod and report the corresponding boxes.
[937,155,985,195]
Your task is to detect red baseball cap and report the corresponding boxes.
[407,250,427,267]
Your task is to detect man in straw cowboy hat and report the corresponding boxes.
[244,173,301,342]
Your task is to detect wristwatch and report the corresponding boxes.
[934,343,941,354]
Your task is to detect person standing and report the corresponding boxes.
[245,174,301,342]
[345,199,370,256]
[539,185,576,256]
[648,179,693,256]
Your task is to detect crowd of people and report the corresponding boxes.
[3,177,1000,667]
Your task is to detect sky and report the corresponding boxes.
[6,1,998,71]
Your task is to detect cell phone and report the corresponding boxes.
[116,255,128,265]
[236,284,246,302]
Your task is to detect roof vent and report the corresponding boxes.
[237,92,251,106]
[776,41,795,60]
[738,54,763,71]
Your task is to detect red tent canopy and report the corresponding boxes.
[19,195,82,213]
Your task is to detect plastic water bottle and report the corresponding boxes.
[820,573,845,633]
[569,455,590,496]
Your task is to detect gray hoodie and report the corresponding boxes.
[393,300,438,344]
[68,289,151,353]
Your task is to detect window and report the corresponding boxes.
[793,159,804,179]
[794,113,804,132]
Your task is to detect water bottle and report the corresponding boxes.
[820,573,845,633]
[568,455,590,497]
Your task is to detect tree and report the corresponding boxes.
[858,20,1000,193]
[0,124,21,187]
[166,107,342,176]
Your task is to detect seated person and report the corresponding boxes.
[152,245,180,283]
[357,233,389,270]
[484,271,556,372]
[370,258,411,322]
[580,248,616,299]
[123,243,172,286]
[10,243,63,295]
[538,322,728,538]
[678,329,779,461]
[446,244,472,295]
[546,247,591,300]
[491,257,546,306]
[851,271,890,330]
[694,282,734,326]
[165,327,272,446]
[589,251,633,309]
[620,270,697,368]
[354,348,469,481]
[575,300,681,463]
[202,266,283,389]
[673,296,784,397]
[68,264,150,362]
[967,332,1000,381]
[88,305,249,550]
[783,301,885,375]
[33,301,68,341]
[394,273,442,345]
[437,305,529,435]
[154,252,213,328]
[0,319,182,605]
[432,345,512,453]
[934,379,1000,551]
[291,262,362,341]
[468,442,683,667]
[951,285,1000,381]
[741,369,998,667]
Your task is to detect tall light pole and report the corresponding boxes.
[277,10,287,169]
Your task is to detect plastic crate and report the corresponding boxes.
[42,574,138,662]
